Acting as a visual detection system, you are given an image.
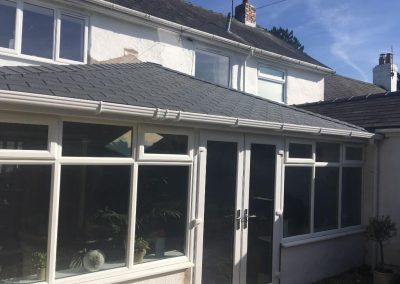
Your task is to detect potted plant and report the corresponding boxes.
[32,251,46,281]
[367,216,397,284]
[134,237,150,263]
[70,248,105,272]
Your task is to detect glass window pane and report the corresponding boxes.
[316,142,340,162]
[288,143,312,159]
[283,167,312,237]
[56,165,131,278]
[0,0,16,49]
[0,165,51,283]
[341,167,362,227]
[257,79,284,102]
[135,166,188,264]
[259,66,284,80]
[0,122,48,150]
[22,4,54,59]
[314,167,339,232]
[195,50,229,87]
[144,133,188,155]
[345,147,363,161]
[60,14,85,62]
[62,122,132,157]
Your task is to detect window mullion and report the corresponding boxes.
[15,0,23,54]
[54,8,61,61]
[310,165,316,234]
[127,163,138,269]
[338,166,343,229]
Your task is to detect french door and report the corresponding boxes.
[195,132,282,284]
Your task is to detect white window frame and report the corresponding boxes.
[343,144,364,163]
[138,125,194,162]
[257,63,287,103]
[282,140,364,245]
[194,48,231,88]
[0,114,195,284]
[0,0,88,64]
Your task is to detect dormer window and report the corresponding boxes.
[195,49,230,87]
[0,0,88,63]
[257,64,286,103]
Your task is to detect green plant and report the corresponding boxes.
[135,237,150,252]
[32,251,46,270]
[367,216,397,271]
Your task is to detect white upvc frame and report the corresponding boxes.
[282,140,364,245]
[0,112,58,159]
[194,130,244,284]
[257,63,287,103]
[138,125,194,161]
[0,113,196,284]
[241,134,283,284]
[285,139,315,163]
[343,143,364,163]
[0,0,88,64]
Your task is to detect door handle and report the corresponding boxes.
[243,209,257,229]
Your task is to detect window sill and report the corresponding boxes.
[281,226,366,248]
[55,258,193,284]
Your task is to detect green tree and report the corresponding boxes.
[269,26,304,52]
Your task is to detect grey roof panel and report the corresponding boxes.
[0,63,364,132]
[103,0,329,69]
[299,91,400,131]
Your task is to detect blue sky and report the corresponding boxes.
[188,0,400,82]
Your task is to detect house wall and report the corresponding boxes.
[0,0,325,104]
[377,133,400,267]
[280,234,364,284]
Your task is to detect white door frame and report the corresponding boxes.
[193,130,245,284]
[240,134,284,284]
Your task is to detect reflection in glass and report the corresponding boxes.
[0,0,16,49]
[342,167,362,227]
[247,144,276,284]
[62,122,132,157]
[195,50,229,87]
[135,166,188,264]
[22,4,54,59]
[0,122,48,150]
[345,147,363,161]
[56,165,131,279]
[288,143,312,159]
[314,167,339,232]
[60,14,85,62]
[316,142,340,162]
[257,79,284,103]
[0,165,51,283]
[283,167,312,237]
[202,141,237,284]
[144,133,188,155]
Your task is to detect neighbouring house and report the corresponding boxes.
[299,54,400,271]
[0,1,386,284]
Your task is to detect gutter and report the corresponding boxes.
[74,0,334,74]
[0,90,373,139]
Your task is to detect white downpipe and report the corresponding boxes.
[74,0,334,74]
[0,90,373,139]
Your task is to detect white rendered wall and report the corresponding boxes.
[280,234,364,284]
[377,134,400,266]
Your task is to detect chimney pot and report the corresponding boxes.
[373,53,398,92]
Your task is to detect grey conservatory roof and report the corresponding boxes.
[0,63,368,135]
[102,0,329,69]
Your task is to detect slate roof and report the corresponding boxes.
[103,0,328,69]
[0,63,364,132]
[324,74,386,100]
[298,91,400,131]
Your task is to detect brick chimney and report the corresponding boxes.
[373,53,398,92]
[235,0,256,27]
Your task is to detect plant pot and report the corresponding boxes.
[134,249,146,263]
[374,269,394,284]
[37,268,46,281]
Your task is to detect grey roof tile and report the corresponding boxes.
[0,62,366,133]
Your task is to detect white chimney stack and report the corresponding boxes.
[373,53,398,92]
